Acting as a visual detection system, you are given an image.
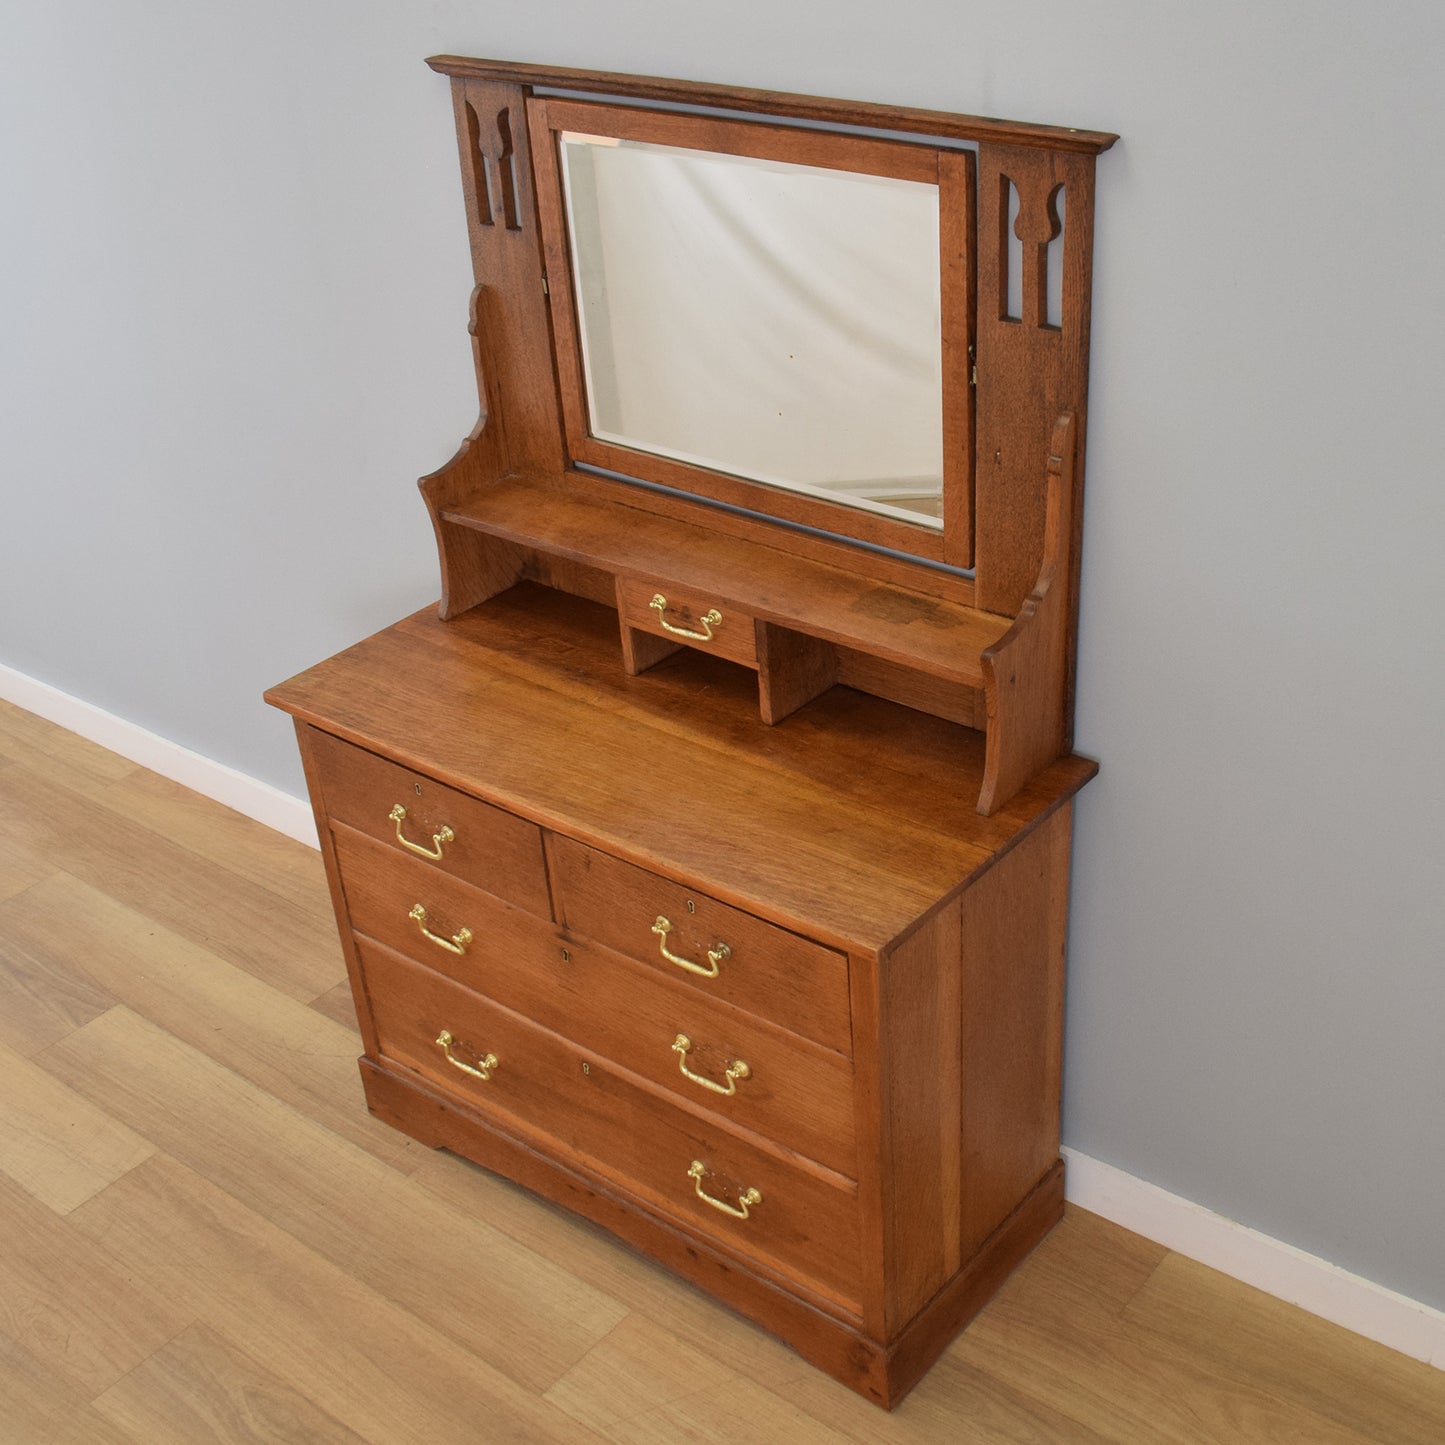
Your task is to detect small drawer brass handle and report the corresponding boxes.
[652,916,730,978]
[687,1160,761,1220]
[389,803,454,860]
[436,1030,497,1081]
[650,593,723,642]
[409,903,472,955]
[672,1034,750,1096]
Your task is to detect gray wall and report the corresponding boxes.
[4,3,1443,1310]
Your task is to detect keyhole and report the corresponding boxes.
[581,1060,590,1076]
[414,783,422,796]
[686,899,696,914]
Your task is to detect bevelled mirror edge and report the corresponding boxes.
[527,93,970,568]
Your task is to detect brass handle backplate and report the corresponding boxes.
[687,1160,761,1220]
[436,1030,498,1081]
[652,916,730,979]
[389,803,454,860]
[672,1034,750,1096]
[650,593,723,642]
[409,903,472,955]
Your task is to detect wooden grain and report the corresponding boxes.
[616,575,760,670]
[0,1166,192,1396]
[307,724,552,914]
[427,55,1119,154]
[334,826,857,1174]
[0,1040,153,1213]
[978,412,1075,814]
[974,143,1096,623]
[563,463,979,608]
[441,476,1006,685]
[69,1155,609,1445]
[0,822,55,905]
[875,901,964,1333]
[0,905,115,1058]
[0,870,416,1172]
[1123,1253,1445,1445]
[756,622,838,725]
[939,147,978,568]
[527,91,951,565]
[0,1331,139,1445]
[92,1323,369,1445]
[359,938,862,1312]
[0,764,339,1003]
[266,589,1097,953]
[43,1006,628,1395]
[0,698,137,796]
[5,709,1442,1442]
[542,1312,735,1434]
[295,720,385,1059]
[546,831,853,1054]
[958,803,1071,1258]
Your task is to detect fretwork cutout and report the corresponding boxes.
[464,101,523,232]
[1008,174,1064,331]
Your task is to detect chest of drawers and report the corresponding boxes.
[267,587,1094,1407]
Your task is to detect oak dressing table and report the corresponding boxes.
[267,56,1113,1407]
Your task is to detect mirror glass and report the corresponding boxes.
[559,133,944,528]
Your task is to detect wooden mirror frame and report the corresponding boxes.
[528,96,974,567]
[419,57,1115,813]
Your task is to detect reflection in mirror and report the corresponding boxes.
[559,133,944,527]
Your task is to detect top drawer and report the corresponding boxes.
[307,730,551,916]
[547,835,851,1056]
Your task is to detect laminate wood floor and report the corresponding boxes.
[1,697,1442,1443]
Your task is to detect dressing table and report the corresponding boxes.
[266,56,1114,1407]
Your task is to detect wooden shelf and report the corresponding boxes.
[440,475,1011,689]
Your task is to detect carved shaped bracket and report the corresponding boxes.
[977,413,1077,815]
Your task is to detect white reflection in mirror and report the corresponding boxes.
[560,133,944,529]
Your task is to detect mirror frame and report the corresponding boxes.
[527,96,977,568]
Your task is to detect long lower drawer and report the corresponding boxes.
[356,935,862,1315]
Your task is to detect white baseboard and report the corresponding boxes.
[0,662,318,848]
[1063,1147,1445,1369]
[2,663,1441,1372]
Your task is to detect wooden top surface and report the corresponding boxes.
[443,477,1010,686]
[425,55,1118,155]
[266,587,1094,952]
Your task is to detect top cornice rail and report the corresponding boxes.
[426,55,1118,154]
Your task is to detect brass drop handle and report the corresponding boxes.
[436,1030,497,1081]
[389,803,454,860]
[650,593,723,642]
[409,904,472,955]
[672,1034,750,1096]
[687,1160,761,1220]
[652,916,730,978]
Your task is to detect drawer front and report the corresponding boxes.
[358,936,861,1313]
[617,577,758,669]
[309,729,550,915]
[334,827,856,1176]
[548,835,852,1056]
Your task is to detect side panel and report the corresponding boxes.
[958,801,1072,1259]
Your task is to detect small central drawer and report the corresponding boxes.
[547,835,851,1056]
[358,936,862,1316]
[617,577,758,669]
[308,730,550,915]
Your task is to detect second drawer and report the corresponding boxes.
[333,825,857,1176]
[548,834,852,1055]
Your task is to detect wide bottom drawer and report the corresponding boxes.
[357,935,861,1314]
